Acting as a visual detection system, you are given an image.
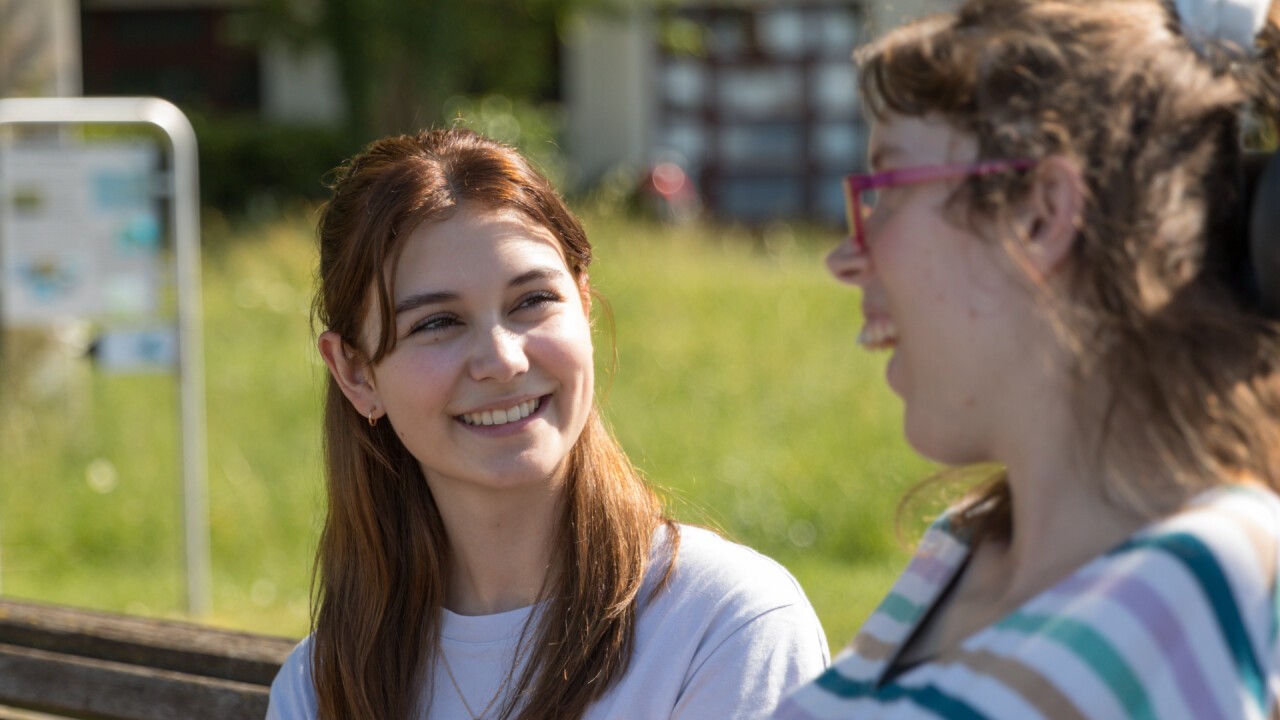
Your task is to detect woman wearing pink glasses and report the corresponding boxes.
[776,0,1280,718]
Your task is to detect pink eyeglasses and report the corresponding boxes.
[842,158,1035,251]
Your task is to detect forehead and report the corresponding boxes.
[868,114,978,168]
[395,207,568,285]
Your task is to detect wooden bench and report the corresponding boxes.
[0,598,297,720]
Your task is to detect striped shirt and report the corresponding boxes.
[775,486,1280,719]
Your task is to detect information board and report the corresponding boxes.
[1,141,163,326]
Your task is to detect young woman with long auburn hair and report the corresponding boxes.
[265,127,828,720]
[776,0,1280,717]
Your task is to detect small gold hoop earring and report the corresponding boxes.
[367,409,378,427]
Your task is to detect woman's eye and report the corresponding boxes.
[410,314,460,336]
[514,290,562,313]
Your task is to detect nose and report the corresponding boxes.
[826,234,871,286]
[468,325,529,382]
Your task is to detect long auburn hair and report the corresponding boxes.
[863,0,1280,541]
[311,127,677,719]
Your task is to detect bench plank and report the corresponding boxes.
[0,599,296,685]
[0,643,269,720]
[0,599,300,719]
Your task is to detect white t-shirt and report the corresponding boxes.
[267,525,830,719]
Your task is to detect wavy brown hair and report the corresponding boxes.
[862,0,1280,541]
[310,128,677,719]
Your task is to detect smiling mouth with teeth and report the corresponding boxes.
[459,397,542,427]
[858,316,899,351]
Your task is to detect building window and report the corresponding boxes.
[656,3,868,224]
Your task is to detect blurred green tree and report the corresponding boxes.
[253,0,621,146]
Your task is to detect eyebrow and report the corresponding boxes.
[393,266,569,315]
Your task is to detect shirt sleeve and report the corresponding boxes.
[265,636,317,720]
[671,600,830,720]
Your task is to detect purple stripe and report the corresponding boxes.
[905,552,954,585]
[1050,568,1226,720]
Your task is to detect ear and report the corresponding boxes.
[1019,154,1085,278]
[317,330,383,422]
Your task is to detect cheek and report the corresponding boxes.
[537,316,595,389]
[870,227,948,303]
[867,205,928,269]
[878,213,987,303]
[376,352,453,414]
[564,320,596,377]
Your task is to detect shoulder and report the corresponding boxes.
[641,524,827,659]
[621,525,828,718]
[1122,485,1280,623]
[1041,486,1280,718]
[648,524,813,613]
[266,635,317,720]
[1117,485,1280,602]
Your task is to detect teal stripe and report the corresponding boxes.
[999,612,1156,720]
[930,512,974,546]
[1115,532,1267,710]
[879,592,925,624]
[933,513,958,538]
[813,668,875,696]
[813,668,987,719]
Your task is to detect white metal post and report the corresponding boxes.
[0,97,209,617]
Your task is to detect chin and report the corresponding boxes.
[474,465,562,491]
[902,413,973,467]
[418,455,568,496]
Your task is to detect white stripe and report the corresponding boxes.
[858,611,912,648]
[891,659,1048,720]
[893,566,945,605]
[788,688,947,719]
[864,695,953,719]
[928,532,970,565]
[892,531,967,604]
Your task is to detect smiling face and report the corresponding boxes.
[323,205,595,497]
[828,115,1027,464]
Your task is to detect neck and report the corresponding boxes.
[1001,461,1144,590]
[985,389,1148,604]
[430,477,564,616]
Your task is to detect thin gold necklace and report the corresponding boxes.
[439,650,508,720]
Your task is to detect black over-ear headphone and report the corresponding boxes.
[1246,151,1280,317]
[1236,152,1280,318]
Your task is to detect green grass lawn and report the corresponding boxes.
[0,208,937,652]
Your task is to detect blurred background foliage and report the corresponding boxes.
[186,94,569,217]
[251,0,582,145]
[183,0,619,214]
